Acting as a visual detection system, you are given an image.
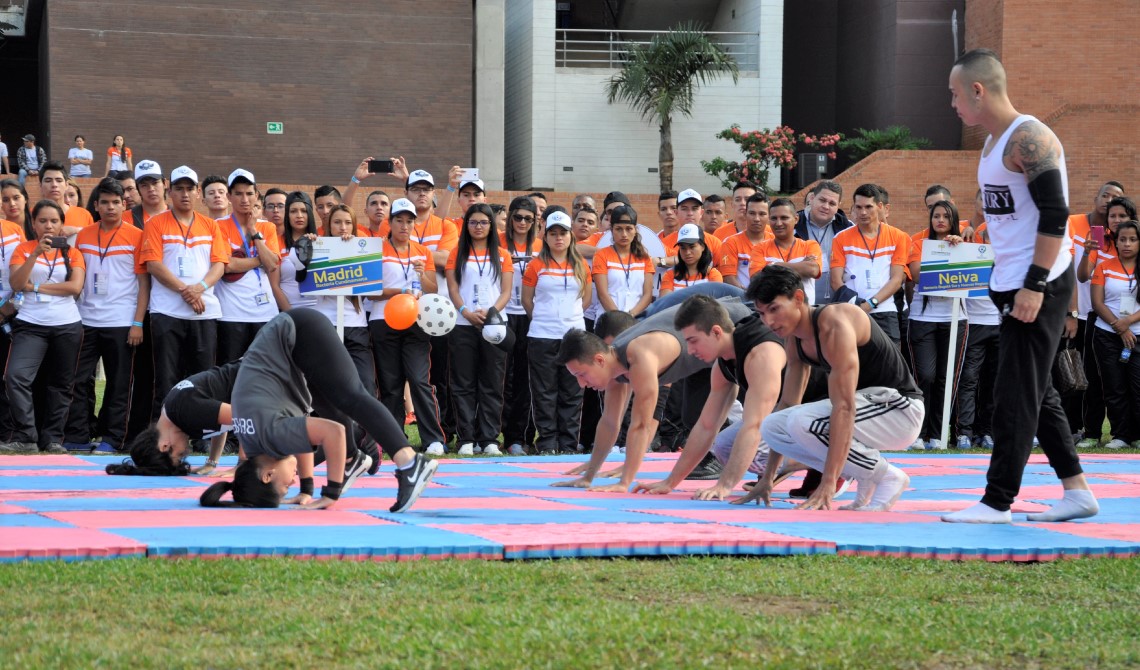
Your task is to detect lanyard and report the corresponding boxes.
[391,242,413,283]
[1122,261,1136,293]
[807,219,831,247]
[549,258,571,291]
[231,215,260,282]
[472,249,489,278]
[41,247,61,282]
[415,219,431,247]
[856,226,881,261]
[615,249,634,283]
[774,238,796,264]
[173,213,195,247]
[96,225,121,265]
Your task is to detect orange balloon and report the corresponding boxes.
[384,294,419,330]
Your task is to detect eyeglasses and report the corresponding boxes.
[512,214,535,224]
[407,186,433,195]
[468,219,492,227]
[264,204,285,211]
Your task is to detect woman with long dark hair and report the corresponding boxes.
[1090,219,1140,450]
[0,200,85,454]
[658,223,720,297]
[906,199,968,450]
[500,196,541,455]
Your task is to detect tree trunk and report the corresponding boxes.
[658,116,673,193]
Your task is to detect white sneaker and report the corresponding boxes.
[576,443,586,453]
[926,439,945,450]
[482,443,502,456]
[457,442,475,456]
[908,439,925,451]
[1105,439,1127,450]
[507,443,527,456]
[610,445,622,455]
[425,442,446,456]
[862,465,910,512]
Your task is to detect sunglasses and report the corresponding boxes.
[512,214,535,224]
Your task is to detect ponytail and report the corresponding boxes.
[198,458,281,508]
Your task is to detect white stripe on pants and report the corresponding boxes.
[710,420,768,475]
[760,386,924,482]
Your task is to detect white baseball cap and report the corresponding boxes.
[134,160,162,183]
[677,188,703,206]
[170,165,199,185]
[406,170,434,187]
[676,223,703,244]
[390,198,416,218]
[459,178,485,193]
[545,211,572,230]
[227,168,256,188]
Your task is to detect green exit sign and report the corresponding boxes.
[266,122,284,134]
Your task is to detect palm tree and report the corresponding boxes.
[606,23,740,192]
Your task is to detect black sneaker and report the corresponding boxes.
[389,454,438,513]
[341,452,373,497]
[685,452,723,480]
[789,469,823,498]
[358,436,381,475]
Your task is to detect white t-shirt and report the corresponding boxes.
[68,148,93,177]
[446,247,513,327]
[978,114,1072,292]
[11,243,84,326]
[75,223,144,328]
[522,256,589,339]
[277,250,316,310]
[23,147,40,171]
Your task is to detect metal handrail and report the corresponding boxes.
[555,28,760,70]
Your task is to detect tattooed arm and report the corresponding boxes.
[1005,118,1070,323]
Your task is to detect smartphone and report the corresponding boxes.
[460,168,480,182]
[48,236,69,249]
[1090,225,1105,248]
[368,159,394,175]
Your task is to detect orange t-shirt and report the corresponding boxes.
[749,237,823,276]
[64,205,94,229]
[713,221,742,241]
[660,267,723,293]
[217,217,281,261]
[716,231,766,279]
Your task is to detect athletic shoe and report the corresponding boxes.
[457,442,475,457]
[94,442,118,453]
[576,443,586,453]
[63,441,94,453]
[425,442,446,456]
[980,435,995,450]
[685,453,723,480]
[472,444,483,454]
[389,454,438,513]
[507,443,527,456]
[861,465,909,512]
[1032,436,1040,447]
[908,439,925,451]
[956,435,973,450]
[357,437,381,475]
[482,443,502,456]
[1075,437,1099,450]
[43,443,68,455]
[1105,439,1127,450]
[0,441,37,454]
[1131,441,1140,450]
[341,452,372,497]
[404,412,416,425]
[926,439,945,450]
[610,445,622,455]
[789,469,823,498]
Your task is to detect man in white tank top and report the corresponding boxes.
[941,48,1098,524]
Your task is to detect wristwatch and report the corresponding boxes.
[250,231,264,242]
[868,297,879,309]
[1068,311,1079,318]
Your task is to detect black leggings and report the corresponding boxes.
[286,309,409,459]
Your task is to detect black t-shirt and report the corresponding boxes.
[163,360,241,439]
[717,313,781,392]
[795,305,922,399]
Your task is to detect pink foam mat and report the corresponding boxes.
[0,455,92,466]
[0,503,31,514]
[888,499,1050,513]
[1025,523,1140,543]
[0,527,146,560]
[430,522,834,555]
[0,469,113,477]
[43,509,395,528]
[949,483,1140,500]
[1,487,201,500]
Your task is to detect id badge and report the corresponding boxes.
[511,284,521,306]
[36,289,50,303]
[255,293,270,306]
[865,269,882,290]
[92,272,109,296]
[0,269,6,292]
[1121,295,1137,317]
[177,255,196,278]
[472,284,481,309]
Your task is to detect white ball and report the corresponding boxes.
[416,294,457,336]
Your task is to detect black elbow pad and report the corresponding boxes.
[1027,169,1069,237]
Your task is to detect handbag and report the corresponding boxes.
[1055,338,1089,394]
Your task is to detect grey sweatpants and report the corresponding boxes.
[710,420,768,475]
[761,386,924,482]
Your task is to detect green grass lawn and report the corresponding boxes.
[0,556,1136,668]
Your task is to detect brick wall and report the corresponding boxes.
[43,1,473,187]
[960,0,1140,201]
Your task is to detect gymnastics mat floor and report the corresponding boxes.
[2,452,1138,563]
